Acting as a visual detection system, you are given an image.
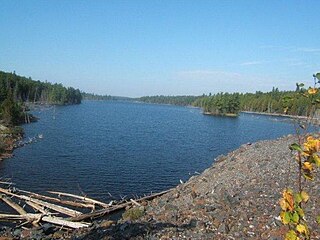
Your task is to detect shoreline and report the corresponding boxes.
[241,110,310,120]
[0,125,24,161]
[203,111,238,117]
[1,133,319,238]
[62,134,320,239]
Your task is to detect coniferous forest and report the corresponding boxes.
[138,86,318,117]
[0,71,82,125]
[1,69,318,125]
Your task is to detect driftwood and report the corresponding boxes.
[25,200,50,214]
[130,199,141,206]
[48,191,109,208]
[0,185,172,231]
[23,198,82,217]
[0,194,27,215]
[0,181,15,185]
[0,194,39,227]
[0,214,90,229]
[19,189,95,209]
[0,188,82,217]
[70,189,172,221]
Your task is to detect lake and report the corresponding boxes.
[0,101,296,202]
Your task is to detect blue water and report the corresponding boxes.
[0,101,296,202]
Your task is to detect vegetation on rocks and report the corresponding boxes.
[0,124,23,159]
[122,207,145,221]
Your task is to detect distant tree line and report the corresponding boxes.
[238,87,314,116]
[82,92,134,101]
[138,86,319,117]
[0,71,82,105]
[138,95,200,106]
[81,92,113,101]
[0,70,82,125]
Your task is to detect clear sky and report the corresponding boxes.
[0,0,319,97]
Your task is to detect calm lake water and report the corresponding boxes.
[0,101,296,202]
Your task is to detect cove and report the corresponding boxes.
[0,101,295,202]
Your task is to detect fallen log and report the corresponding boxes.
[130,199,141,206]
[25,200,55,215]
[18,189,95,209]
[70,188,173,221]
[0,194,27,215]
[42,216,90,229]
[48,191,110,208]
[23,198,83,217]
[0,195,39,227]
[0,187,82,217]
[0,213,41,222]
[0,214,90,229]
[0,181,15,185]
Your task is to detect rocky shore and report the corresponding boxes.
[72,134,320,240]
[0,124,23,161]
[0,134,319,239]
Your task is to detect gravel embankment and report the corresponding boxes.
[1,134,319,239]
[77,134,320,240]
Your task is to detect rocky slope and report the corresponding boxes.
[1,134,319,239]
[76,134,320,240]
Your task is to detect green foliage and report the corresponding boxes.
[81,92,113,101]
[0,91,23,125]
[0,70,82,125]
[139,95,200,106]
[0,71,82,105]
[138,86,318,118]
[280,73,320,240]
[193,92,240,115]
[122,207,145,220]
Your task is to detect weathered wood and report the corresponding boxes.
[26,198,83,217]
[25,201,49,214]
[0,195,27,215]
[42,216,90,229]
[0,214,90,229]
[130,199,141,206]
[70,189,172,221]
[0,187,82,217]
[48,191,109,208]
[69,203,128,221]
[19,189,95,209]
[0,213,42,222]
[0,195,39,227]
[0,181,15,185]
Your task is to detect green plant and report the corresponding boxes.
[279,73,320,240]
[122,207,145,221]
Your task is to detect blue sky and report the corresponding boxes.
[0,0,319,97]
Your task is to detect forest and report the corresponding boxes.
[0,71,82,125]
[81,93,113,101]
[193,93,240,115]
[138,95,200,106]
[138,86,319,117]
[81,93,132,101]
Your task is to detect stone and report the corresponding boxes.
[217,223,229,234]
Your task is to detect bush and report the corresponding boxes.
[122,207,145,221]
